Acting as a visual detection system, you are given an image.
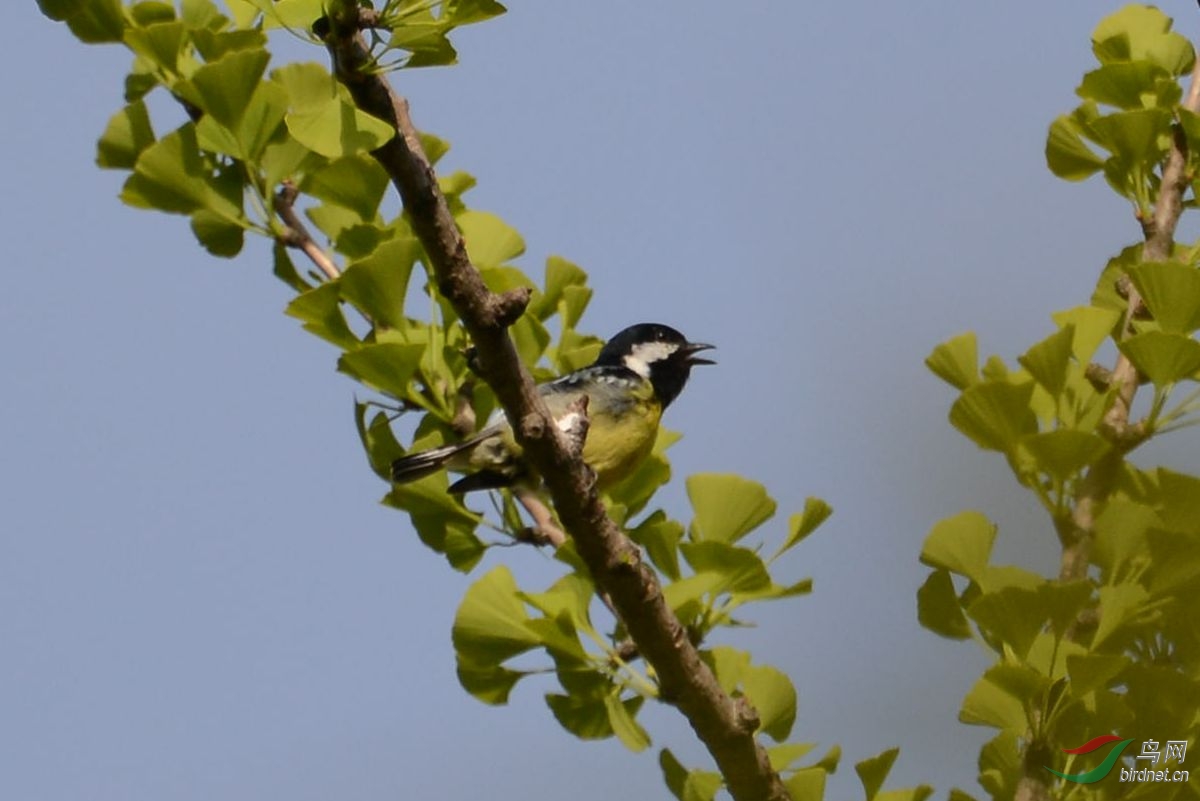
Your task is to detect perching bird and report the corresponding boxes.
[390,323,714,493]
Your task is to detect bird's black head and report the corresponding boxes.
[594,323,715,408]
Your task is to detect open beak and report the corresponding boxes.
[684,341,716,366]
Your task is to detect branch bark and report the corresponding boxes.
[274,181,341,281]
[320,5,789,799]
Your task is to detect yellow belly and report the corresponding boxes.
[471,385,662,490]
[584,399,662,489]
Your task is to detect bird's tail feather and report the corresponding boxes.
[390,438,479,484]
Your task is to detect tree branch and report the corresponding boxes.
[320,5,789,799]
[274,181,340,281]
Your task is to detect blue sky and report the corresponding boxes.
[6,3,1200,800]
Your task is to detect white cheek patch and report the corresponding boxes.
[623,341,678,378]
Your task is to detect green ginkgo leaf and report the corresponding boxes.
[337,342,427,398]
[776,497,832,556]
[121,124,210,214]
[1046,115,1104,181]
[56,0,125,42]
[1076,62,1170,109]
[785,769,826,801]
[1127,261,1200,333]
[124,20,187,72]
[967,585,1049,660]
[920,511,995,584]
[456,661,527,706]
[1119,331,1200,386]
[856,747,900,801]
[687,473,776,544]
[190,209,245,257]
[1018,325,1075,398]
[1088,108,1172,166]
[187,48,271,131]
[287,98,395,159]
[741,664,796,742]
[457,210,526,267]
[338,237,420,329]
[284,282,360,350]
[680,542,772,593]
[959,668,1028,733]
[948,380,1037,453]
[1092,5,1195,74]
[97,101,156,169]
[604,692,651,752]
[917,569,971,640]
[452,566,540,665]
[926,332,979,390]
[1050,306,1121,362]
[1018,430,1109,482]
[305,154,390,220]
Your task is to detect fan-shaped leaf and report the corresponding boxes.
[452,566,540,665]
[926,332,979,390]
[1127,261,1200,333]
[1018,325,1075,398]
[917,569,971,640]
[949,381,1037,453]
[1119,331,1200,386]
[1019,430,1109,482]
[920,511,995,583]
[1046,115,1104,181]
[687,474,776,544]
[1050,306,1122,362]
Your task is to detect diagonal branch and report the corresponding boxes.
[274,181,341,281]
[320,4,789,799]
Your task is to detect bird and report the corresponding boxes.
[390,323,714,494]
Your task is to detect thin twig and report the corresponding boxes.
[515,489,567,549]
[320,5,789,799]
[273,181,341,281]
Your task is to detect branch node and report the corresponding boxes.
[357,8,387,29]
[514,526,554,547]
[486,287,532,329]
[1084,363,1112,391]
[612,640,640,663]
[733,697,761,734]
[519,412,546,441]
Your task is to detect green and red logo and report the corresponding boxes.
[1045,735,1134,783]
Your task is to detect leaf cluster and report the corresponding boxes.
[451,477,845,798]
[1046,5,1196,213]
[925,7,1200,800]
